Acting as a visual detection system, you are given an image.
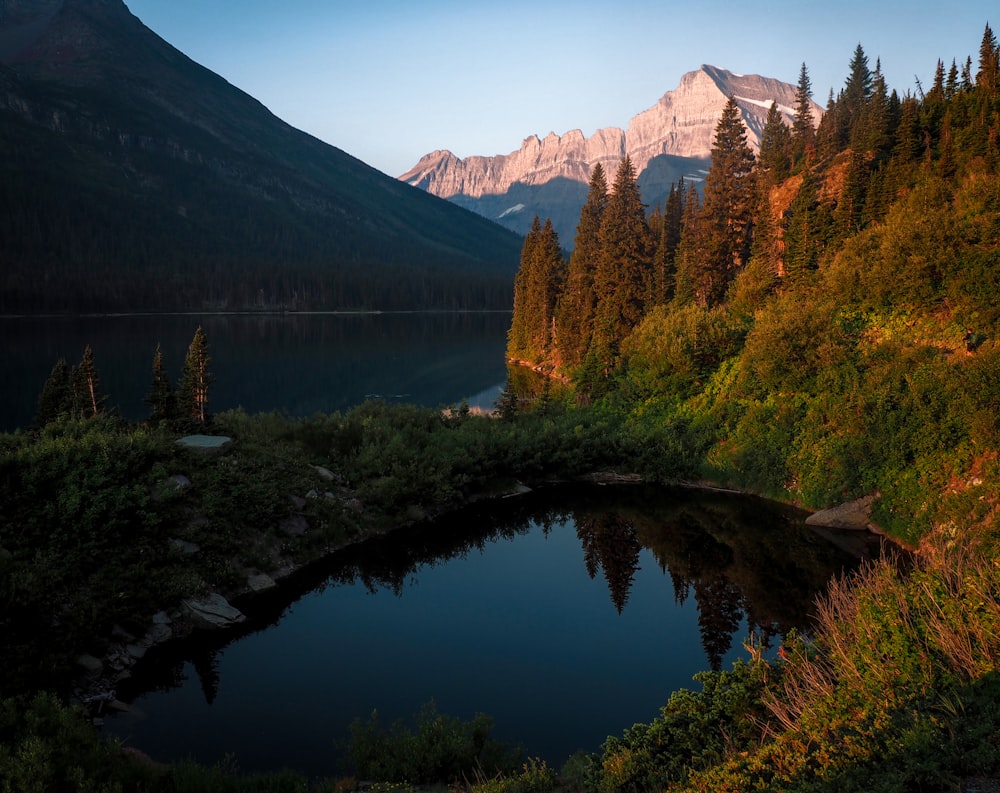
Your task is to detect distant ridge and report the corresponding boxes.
[0,0,523,313]
[400,65,824,245]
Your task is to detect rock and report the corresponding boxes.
[144,622,172,645]
[182,593,246,628]
[152,474,192,501]
[805,494,877,530]
[311,464,336,481]
[126,643,147,660]
[151,610,171,625]
[176,434,232,451]
[76,654,104,675]
[288,494,307,510]
[502,484,533,498]
[279,514,309,537]
[247,572,276,592]
[169,537,200,554]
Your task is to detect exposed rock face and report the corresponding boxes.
[399,65,823,243]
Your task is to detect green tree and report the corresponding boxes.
[508,217,542,361]
[759,102,792,183]
[976,22,999,95]
[177,326,211,425]
[508,217,564,364]
[699,96,756,305]
[673,180,706,306]
[35,358,72,426]
[72,345,104,419]
[591,155,653,365]
[791,63,815,166]
[144,344,176,424]
[557,163,609,368]
[840,43,873,145]
[651,179,684,306]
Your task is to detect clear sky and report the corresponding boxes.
[123,0,994,178]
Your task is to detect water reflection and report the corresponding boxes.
[116,484,884,711]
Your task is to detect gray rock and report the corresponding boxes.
[126,643,147,660]
[805,494,877,530]
[145,622,172,645]
[311,464,336,481]
[76,654,104,675]
[288,494,307,510]
[176,434,232,451]
[247,572,276,592]
[183,593,246,628]
[169,538,200,554]
[152,611,171,625]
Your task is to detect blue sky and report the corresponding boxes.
[123,0,994,177]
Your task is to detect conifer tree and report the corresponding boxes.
[508,217,542,361]
[672,180,705,306]
[759,102,792,183]
[791,63,815,165]
[177,326,211,426]
[72,345,104,419]
[651,179,684,306]
[591,156,653,362]
[145,344,176,424]
[557,164,608,368]
[841,44,873,145]
[783,170,823,283]
[699,96,756,305]
[36,357,72,427]
[976,23,999,95]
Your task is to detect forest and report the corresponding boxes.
[3,24,1000,793]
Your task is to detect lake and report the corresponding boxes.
[0,312,511,432]
[103,483,884,779]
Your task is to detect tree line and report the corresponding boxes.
[507,25,1000,396]
[35,326,213,430]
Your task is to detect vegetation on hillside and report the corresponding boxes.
[4,23,1000,793]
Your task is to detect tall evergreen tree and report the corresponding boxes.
[72,345,104,419]
[35,357,72,427]
[508,217,542,362]
[672,180,705,306]
[783,170,824,283]
[591,156,653,368]
[976,23,999,95]
[145,344,176,424]
[840,43,873,145]
[759,102,792,183]
[791,63,815,165]
[556,164,609,368]
[699,96,756,306]
[651,179,684,306]
[177,326,211,426]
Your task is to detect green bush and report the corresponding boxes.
[347,701,521,784]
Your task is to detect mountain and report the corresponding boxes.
[0,0,523,313]
[399,65,824,245]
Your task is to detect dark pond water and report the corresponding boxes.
[103,484,884,779]
[0,312,510,432]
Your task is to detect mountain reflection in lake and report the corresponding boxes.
[104,484,885,779]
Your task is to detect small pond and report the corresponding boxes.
[103,484,885,779]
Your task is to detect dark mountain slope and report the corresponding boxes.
[0,0,522,312]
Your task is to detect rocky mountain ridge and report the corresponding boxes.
[400,64,823,244]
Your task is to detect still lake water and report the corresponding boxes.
[103,484,883,779]
[1,312,511,432]
[5,313,883,776]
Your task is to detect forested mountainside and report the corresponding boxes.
[0,0,522,313]
[509,34,1000,542]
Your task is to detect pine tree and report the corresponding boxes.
[783,170,823,283]
[177,326,211,426]
[651,179,684,306]
[791,63,815,165]
[976,23,999,95]
[72,345,104,419]
[591,156,653,363]
[557,164,608,368]
[759,102,792,183]
[841,44,873,145]
[508,217,542,362]
[672,180,705,306]
[145,344,176,424]
[36,357,72,426]
[699,96,756,306]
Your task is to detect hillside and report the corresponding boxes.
[0,0,523,313]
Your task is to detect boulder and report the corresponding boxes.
[247,572,276,592]
[182,593,246,628]
[805,494,877,530]
[279,515,309,537]
[76,654,104,676]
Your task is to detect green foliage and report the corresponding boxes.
[347,701,521,784]
[470,758,558,793]
[594,660,773,793]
